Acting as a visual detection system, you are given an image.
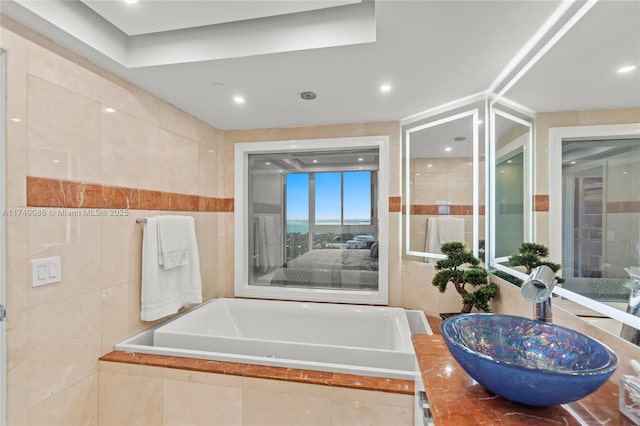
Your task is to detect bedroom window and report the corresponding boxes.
[235,137,389,305]
[286,171,375,264]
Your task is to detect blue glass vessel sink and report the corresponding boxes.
[440,313,618,406]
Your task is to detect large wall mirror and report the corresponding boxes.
[489,105,532,276]
[492,0,640,339]
[403,103,484,261]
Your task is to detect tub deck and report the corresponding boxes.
[99,350,414,395]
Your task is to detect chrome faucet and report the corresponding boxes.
[521,265,557,322]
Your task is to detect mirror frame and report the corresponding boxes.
[488,105,533,276]
[404,108,481,259]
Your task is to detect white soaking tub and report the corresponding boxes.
[115,298,431,380]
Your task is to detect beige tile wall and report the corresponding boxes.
[410,158,476,205]
[97,361,413,426]
[3,11,639,426]
[1,21,231,425]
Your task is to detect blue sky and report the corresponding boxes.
[286,172,371,222]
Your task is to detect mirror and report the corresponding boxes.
[403,105,484,261]
[495,0,640,337]
[489,105,532,277]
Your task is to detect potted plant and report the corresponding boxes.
[509,242,564,284]
[432,242,499,319]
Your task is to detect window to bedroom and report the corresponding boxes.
[285,171,375,263]
[234,137,389,305]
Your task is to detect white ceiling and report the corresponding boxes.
[1,0,638,134]
[81,0,361,35]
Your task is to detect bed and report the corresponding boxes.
[270,248,378,290]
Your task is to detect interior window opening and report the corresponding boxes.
[246,147,381,293]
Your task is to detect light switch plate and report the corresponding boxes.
[31,257,61,287]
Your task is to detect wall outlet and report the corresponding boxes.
[31,257,61,287]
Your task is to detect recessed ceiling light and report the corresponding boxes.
[507,160,513,163]
[623,171,629,174]
[570,161,576,164]
[10,117,21,122]
[477,120,484,125]
[207,150,214,153]
[233,96,245,104]
[123,0,138,4]
[500,170,505,173]
[312,159,318,163]
[104,107,115,113]
[617,65,637,74]
[358,158,364,162]
[427,164,433,168]
[380,84,391,93]
[52,159,60,163]
[358,167,363,170]
[265,162,271,165]
[444,147,452,152]
[300,91,317,100]
[415,173,421,176]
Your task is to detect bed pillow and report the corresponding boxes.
[370,242,379,258]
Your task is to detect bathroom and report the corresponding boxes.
[0,0,639,425]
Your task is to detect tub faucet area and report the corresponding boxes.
[521,265,557,322]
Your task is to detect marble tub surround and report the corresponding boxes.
[26,176,234,212]
[98,359,414,426]
[99,351,414,395]
[413,334,633,425]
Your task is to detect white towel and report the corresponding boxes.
[425,217,441,262]
[141,216,202,321]
[263,216,278,269]
[254,215,280,272]
[254,216,267,272]
[157,215,190,270]
[438,216,465,244]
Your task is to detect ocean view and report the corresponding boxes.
[286,220,371,234]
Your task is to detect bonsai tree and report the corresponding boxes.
[432,242,499,314]
[509,242,564,284]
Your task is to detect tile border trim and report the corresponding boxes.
[26,176,234,212]
[407,204,486,216]
[389,196,401,212]
[99,351,414,395]
[534,194,549,212]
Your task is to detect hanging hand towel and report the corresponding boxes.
[157,215,191,270]
[438,216,465,244]
[141,216,202,321]
[425,217,441,263]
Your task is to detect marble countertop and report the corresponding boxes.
[412,333,635,425]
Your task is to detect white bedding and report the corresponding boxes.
[270,249,378,289]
